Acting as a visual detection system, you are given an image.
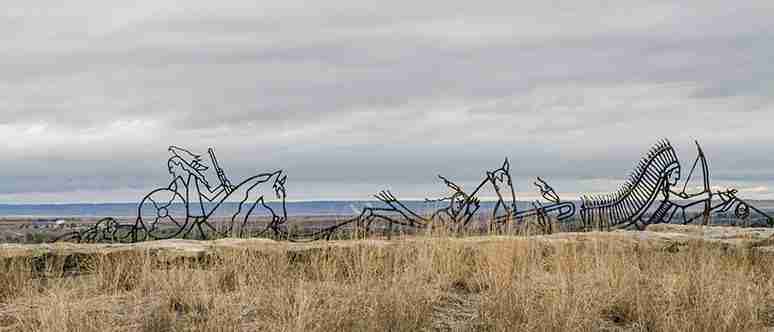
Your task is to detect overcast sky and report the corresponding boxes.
[1,1,773,203]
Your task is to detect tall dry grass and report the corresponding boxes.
[2,233,774,331]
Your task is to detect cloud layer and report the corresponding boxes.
[1,1,773,202]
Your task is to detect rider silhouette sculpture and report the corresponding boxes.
[133,146,288,241]
[167,146,231,218]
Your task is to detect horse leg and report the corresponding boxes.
[357,209,372,238]
[180,217,198,239]
[196,220,207,240]
[238,197,264,238]
[702,199,711,225]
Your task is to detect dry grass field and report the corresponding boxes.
[2,225,774,331]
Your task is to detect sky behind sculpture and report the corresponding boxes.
[1,1,773,203]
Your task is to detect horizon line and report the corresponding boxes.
[2,197,774,205]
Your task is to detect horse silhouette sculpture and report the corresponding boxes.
[54,146,288,243]
[134,146,287,241]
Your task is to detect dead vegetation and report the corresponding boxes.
[2,226,774,331]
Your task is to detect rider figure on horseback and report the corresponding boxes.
[167,146,232,217]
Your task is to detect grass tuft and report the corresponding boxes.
[2,232,774,331]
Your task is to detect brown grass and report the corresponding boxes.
[2,233,774,331]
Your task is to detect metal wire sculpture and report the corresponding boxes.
[495,177,576,233]
[579,139,773,230]
[579,139,681,230]
[273,159,518,241]
[281,159,578,240]
[134,146,288,241]
[52,217,134,243]
[649,142,773,228]
[55,146,288,243]
[51,139,772,243]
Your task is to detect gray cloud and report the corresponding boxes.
[1,0,773,202]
